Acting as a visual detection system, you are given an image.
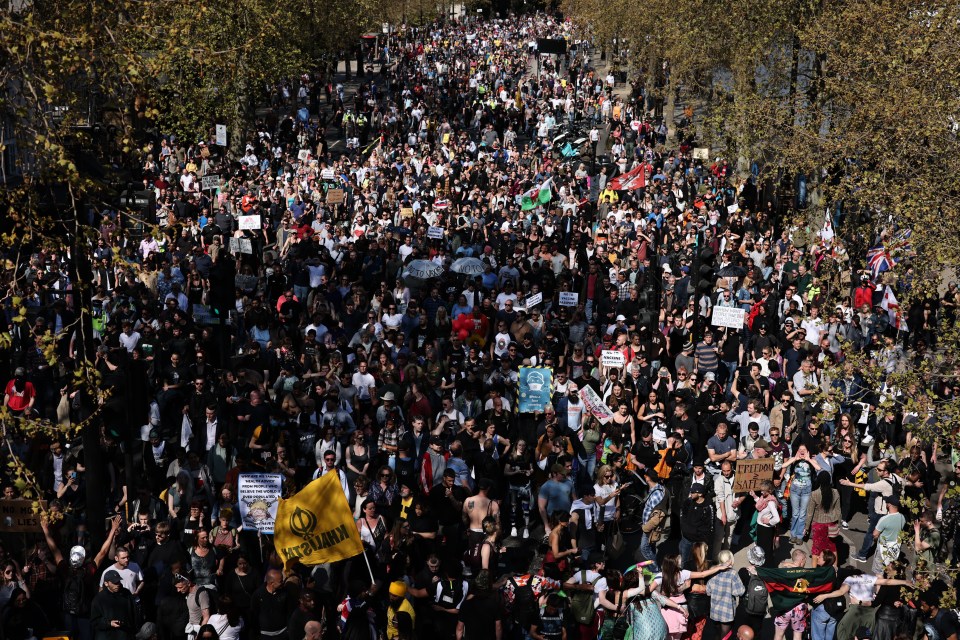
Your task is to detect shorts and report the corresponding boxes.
[774,604,808,632]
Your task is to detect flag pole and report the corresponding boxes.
[361,549,376,585]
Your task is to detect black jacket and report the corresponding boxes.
[679,497,714,543]
[90,586,138,640]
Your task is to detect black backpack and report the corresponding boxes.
[744,573,769,616]
[63,567,88,616]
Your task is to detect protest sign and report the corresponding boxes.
[238,215,261,230]
[579,385,614,424]
[526,292,543,309]
[601,350,626,368]
[518,367,553,413]
[326,189,345,205]
[732,458,775,494]
[711,307,746,330]
[215,124,227,146]
[200,174,219,191]
[0,500,45,533]
[427,226,445,239]
[559,291,579,307]
[693,147,710,160]
[238,473,283,534]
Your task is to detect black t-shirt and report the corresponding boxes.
[458,593,503,640]
[927,609,959,640]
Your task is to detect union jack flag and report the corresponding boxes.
[866,229,913,277]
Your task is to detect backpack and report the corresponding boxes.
[569,570,598,625]
[506,577,538,629]
[194,585,217,614]
[63,567,88,616]
[463,540,487,572]
[744,573,769,616]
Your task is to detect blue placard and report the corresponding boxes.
[518,367,553,413]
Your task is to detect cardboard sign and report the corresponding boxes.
[711,306,746,330]
[427,226,445,239]
[526,292,543,309]
[559,291,579,307]
[601,350,626,368]
[238,215,261,230]
[692,147,710,161]
[238,473,283,534]
[0,500,46,533]
[215,124,227,146]
[200,174,219,191]
[400,207,415,218]
[732,458,775,494]
[326,189,345,205]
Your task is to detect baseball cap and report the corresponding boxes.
[103,569,123,585]
[689,483,704,495]
[616,314,626,321]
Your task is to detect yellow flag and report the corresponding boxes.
[274,473,363,567]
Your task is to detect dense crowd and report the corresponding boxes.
[0,11,958,640]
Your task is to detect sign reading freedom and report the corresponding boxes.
[732,458,775,494]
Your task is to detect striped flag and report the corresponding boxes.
[757,566,835,616]
[520,177,553,211]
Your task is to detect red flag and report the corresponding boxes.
[608,163,648,191]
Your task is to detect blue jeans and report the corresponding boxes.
[640,533,659,571]
[810,604,836,640]
[680,536,694,569]
[789,481,812,538]
[858,512,881,558]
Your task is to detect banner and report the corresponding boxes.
[518,367,553,413]
[238,473,282,533]
[559,291,578,307]
[600,350,626,368]
[579,385,613,424]
[274,473,364,568]
[0,500,46,533]
[711,306,746,330]
[732,458,775,494]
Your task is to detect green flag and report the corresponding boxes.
[757,565,835,616]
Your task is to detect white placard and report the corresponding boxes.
[298,149,311,161]
[727,203,739,214]
[239,238,253,254]
[200,174,219,191]
[238,215,261,230]
[601,350,626,367]
[711,306,746,330]
[321,168,336,181]
[228,237,240,254]
[215,124,227,147]
[427,226,445,239]
[692,147,710,160]
[238,473,282,533]
[559,291,579,307]
[526,292,543,309]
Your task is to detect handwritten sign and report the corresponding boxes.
[559,291,579,307]
[692,147,710,161]
[526,292,543,309]
[239,238,253,254]
[200,174,219,191]
[238,215,261,230]
[579,385,614,425]
[215,124,227,146]
[326,189,345,205]
[400,207,414,219]
[321,168,336,181]
[711,306,746,330]
[238,473,283,534]
[427,226,445,239]
[732,458,775,494]
[0,500,46,533]
[601,350,626,368]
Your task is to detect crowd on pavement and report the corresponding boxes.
[0,10,959,640]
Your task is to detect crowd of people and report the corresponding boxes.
[0,10,958,640]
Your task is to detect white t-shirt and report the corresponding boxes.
[566,569,609,610]
[99,563,143,595]
[594,483,618,522]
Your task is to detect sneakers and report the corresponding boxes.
[523,528,530,539]
[841,521,849,530]
[851,554,867,563]
[511,527,519,538]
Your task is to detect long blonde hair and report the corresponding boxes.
[595,464,614,485]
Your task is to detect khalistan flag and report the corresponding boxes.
[520,177,553,211]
